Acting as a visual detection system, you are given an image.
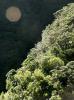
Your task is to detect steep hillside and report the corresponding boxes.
[0,3,74,100]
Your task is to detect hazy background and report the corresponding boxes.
[0,0,74,92]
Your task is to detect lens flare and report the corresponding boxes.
[6,6,22,22]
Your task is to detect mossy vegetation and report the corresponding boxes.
[0,3,74,100]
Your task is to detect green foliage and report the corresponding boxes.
[0,3,74,100]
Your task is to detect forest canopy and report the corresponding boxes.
[0,3,74,100]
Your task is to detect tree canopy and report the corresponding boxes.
[0,3,74,100]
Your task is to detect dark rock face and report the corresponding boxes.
[0,0,74,92]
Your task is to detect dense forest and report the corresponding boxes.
[0,0,74,92]
[0,3,74,100]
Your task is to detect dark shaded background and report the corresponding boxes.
[0,0,74,92]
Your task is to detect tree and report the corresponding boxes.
[0,3,74,100]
